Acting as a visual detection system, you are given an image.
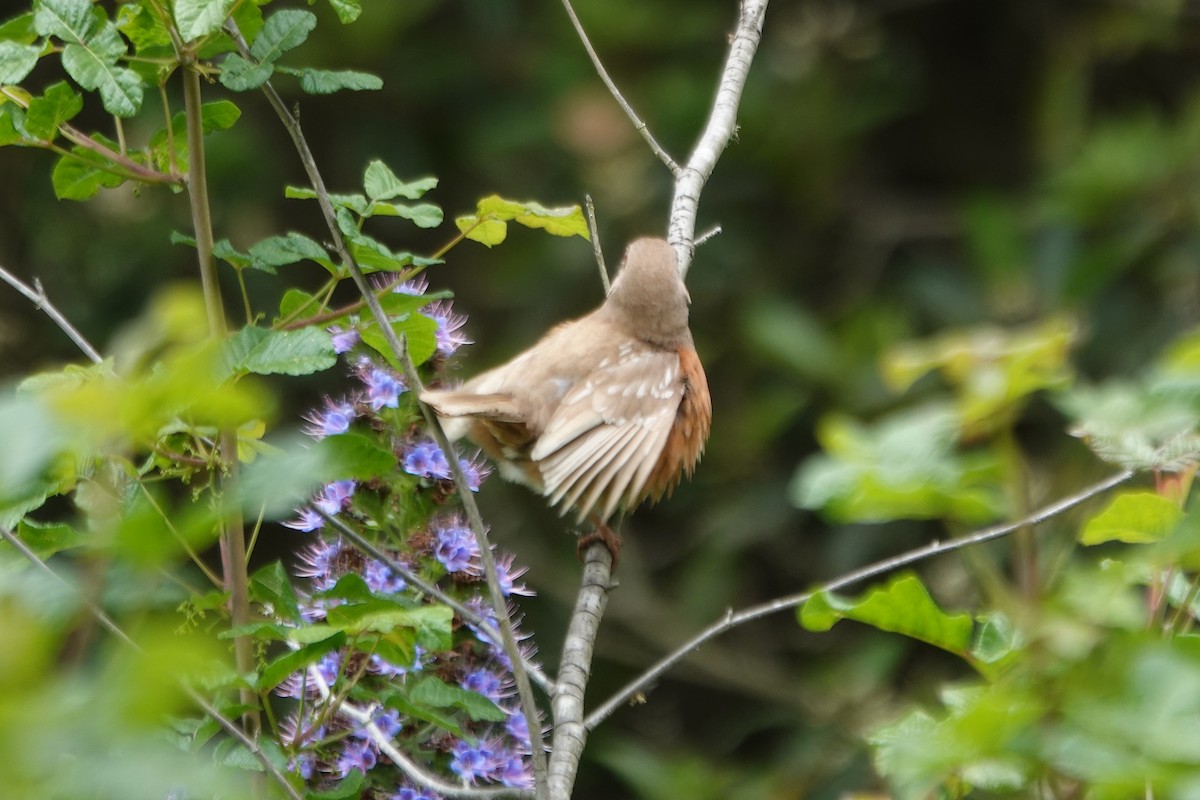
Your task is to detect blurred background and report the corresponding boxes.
[3,0,1200,796]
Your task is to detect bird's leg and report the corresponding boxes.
[577,516,621,569]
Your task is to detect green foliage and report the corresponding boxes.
[455,194,591,246]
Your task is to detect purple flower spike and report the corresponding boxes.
[363,366,406,410]
[328,325,359,354]
[282,508,324,533]
[432,515,481,574]
[303,397,356,439]
[403,440,451,480]
[425,300,471,357]
[314,479,356,516]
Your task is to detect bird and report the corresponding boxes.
[419,237,711,563]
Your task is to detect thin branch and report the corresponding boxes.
[227,22,550,794]
[584,195,609,294]
[301,656,531,799]
[584,469,1136,730]
[0,525,304,800]
[0,264,102,364]
[547,542,612,799]
[316,510,554,694]
[668,0,769,277]
[559,0,679,175]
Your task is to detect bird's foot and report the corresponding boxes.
[577,521,621,570]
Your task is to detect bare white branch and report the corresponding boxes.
[584,469,1135,729]
[669,0,770,277]
[547,543,613,800]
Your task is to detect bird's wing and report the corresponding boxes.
[533,344,683,522]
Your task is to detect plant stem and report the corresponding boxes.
[182,63,259,737]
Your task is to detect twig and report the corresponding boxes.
[559,0,679,175]
[0,264,103,364]
[668,0,770,277]
[584,469,1135,729]
[694,225,722,248]
[300,656,531,799]
[227,22,550,795]
[547,542,612,799]
[583,195,609,294]
[0,525,304,800]
[316,510,555,694]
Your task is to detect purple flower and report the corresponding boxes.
[353,707,402,740]
[295,540,338,580]
[458,454,492,492]
[369,645,425,677]
[328,325,359,354]
[387,787,443,800]
[282,508,324,532]
[497,751,534,789]
[425,300,471,357]
[313,480,356,516]
[505,711,532,753]
[461,668,511,703]
[363,558,407,594]
[393,275,428,296]
[448,739,498,784]
[362,366,405,410]
[432,516,481,574]
[403,440,451,479]
[303,398,356,439]
[494,552,534,597]
[335,736,377,776]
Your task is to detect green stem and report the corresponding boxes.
[182,64,259,737]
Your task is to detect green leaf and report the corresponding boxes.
[792,403,1006,524]
[277,288,321,321]
[247,232,334,273]
[24,81,82,142]
[33,0,93,42]
[248,561,302,623]
[455,195,589,247]
[222,325,337,377]
[1079,490,1182,545]
[326,0,362,24]
[276,66,381,94]
[51,139,127,200]
[219,52,273,91]
[408,675,507,722]
[173,0,236,41]
[800,573,976,658]
[359,312,438,370]
[62,42,144,117]
[257,633,345,692]
[383,691,465,738]
[239,432,397,518]
[0,12,37,44]
[0,40,40,83]
[370,201,443,228]
[15,519,84,559]
[249,9,315,63]
[363,161,438,201]
[115,3,172,52]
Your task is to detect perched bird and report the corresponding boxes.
[420,237,711,561]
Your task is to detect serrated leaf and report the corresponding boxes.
[223,326,336,377]
[363,160,437,201]
[326,0,361,24]
[257,633,345,692]
[0,40,40,83]
[249,9,315,63]
[33,0,94,42]
[173,0,236,41]
[279,66,381,94]
[115,3,172,52]
[0,105,29,146]
[1079,490,1182,545]
[24,81,82,141]
[800,573,976,658]
[62,42,143,117]
[408,675,506,722]
[219,52,272,91]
